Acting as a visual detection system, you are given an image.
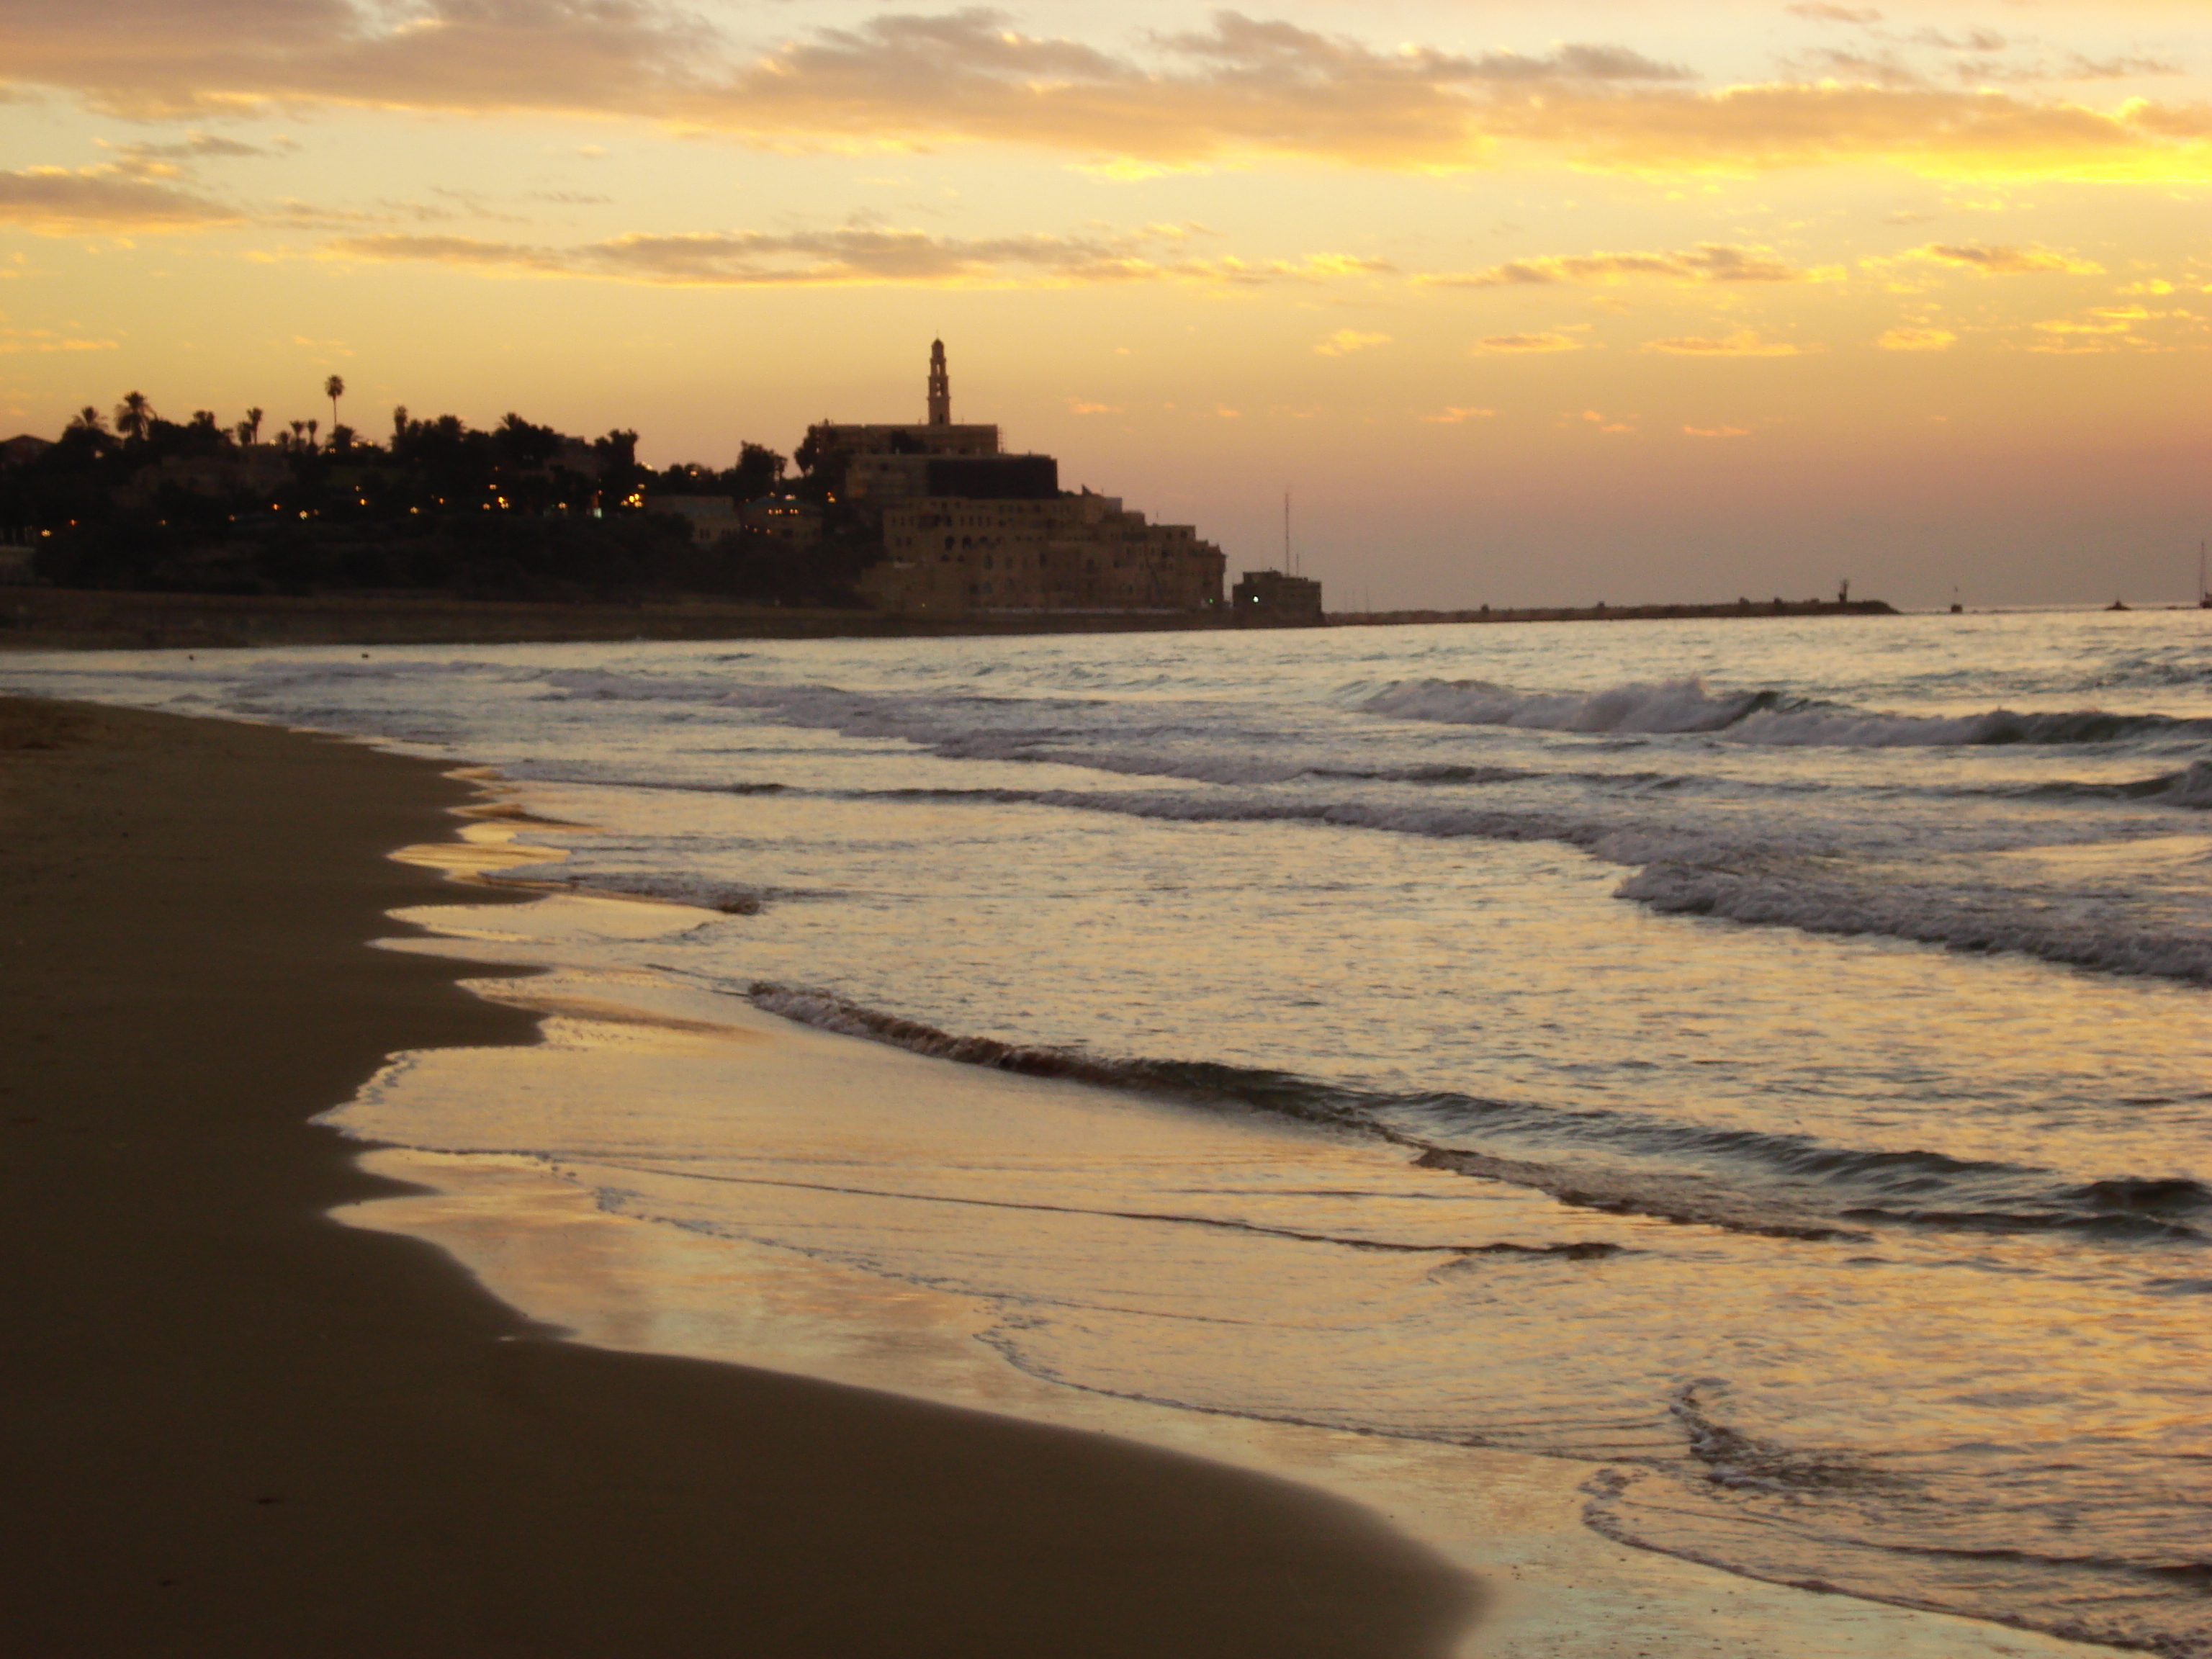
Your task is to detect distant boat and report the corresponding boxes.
[2108,598,2130,611]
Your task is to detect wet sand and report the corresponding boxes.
[0,696,1478,1659]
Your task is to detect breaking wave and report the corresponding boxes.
[1364,677,1784,734]
[1363,676,2212,748]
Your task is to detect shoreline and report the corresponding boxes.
[0,695,1478,1658]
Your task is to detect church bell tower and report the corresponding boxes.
[927,338,951,426]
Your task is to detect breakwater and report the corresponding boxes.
[1331,598,1897,627]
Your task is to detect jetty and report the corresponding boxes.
[1329,597,1897,628]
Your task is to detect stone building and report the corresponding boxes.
[1231,569,1326,624]
[642,494,740,544]
[840,341,1226,616]
[868,488,1223,613]
[739,493,823,550]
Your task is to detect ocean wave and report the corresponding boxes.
[1364,676,2212,749]
[743,982,2200,1244]
[517,760,2212,985]
[1735,706,2212,749]
[1364,677,1781,734]
[1584,1390,2212,1658]
[1020,788,2212,983]
[1028,786,1599,847]
[1615,858,2212,983]
[2018,763,2212,806]
[2166,760,2212,808]
[511,870,783,914]
[1309,761,1535,785]
[1840,1174,2211,1242]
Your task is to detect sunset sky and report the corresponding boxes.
[2,0,2207,607]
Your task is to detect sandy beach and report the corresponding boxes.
[0,694,1479,1659]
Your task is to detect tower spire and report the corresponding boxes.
[927,338,950,426]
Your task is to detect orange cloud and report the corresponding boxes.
[2029,306,2161,348]
[1908,241,2105,275]
[1,4,2207,181]
[1878,325,1959,349]
[1488,84,2212,182]
[0,325,120,354]
[1314,329,1390,356]
[1473,332,1583,353]
[0,165,238,230]
[321,225,1384,289]
[1420,243,1818,287]
[1421,406,1496,423]
[1642,331,1807,356]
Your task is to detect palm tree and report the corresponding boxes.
[243,407,264,446]
[115,390,153,442]
[391,404,408,446]
[69,406,105,433]
[325,374,345,431]
[306,418,319,451]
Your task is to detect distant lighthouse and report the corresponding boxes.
[927,338,951,426]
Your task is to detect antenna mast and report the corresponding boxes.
[1283,489,1292,576]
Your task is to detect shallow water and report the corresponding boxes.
[9,608,2208,1655]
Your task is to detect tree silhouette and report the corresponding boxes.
[69,406,105,433]
[115,391,153,442]
[733,441,787,501]
[392,404,408,447]
[325,374,345,431]
[243,407,264,446]
[306,418,319,451]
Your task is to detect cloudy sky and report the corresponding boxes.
[2,0,2207,606]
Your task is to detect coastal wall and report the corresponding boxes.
[0,586,1236,650]
[1,585,1900,652]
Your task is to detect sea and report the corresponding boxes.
[8,608,2207,1656]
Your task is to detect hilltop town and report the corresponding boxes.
[0,346,1304,630]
